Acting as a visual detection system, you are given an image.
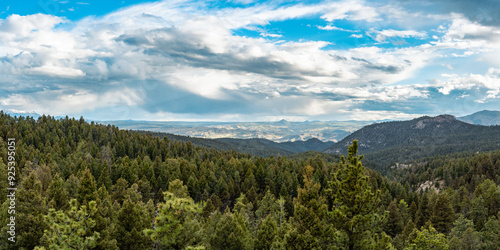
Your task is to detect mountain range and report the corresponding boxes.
[140,112,500,171]
[5,109,500,168]
[326,114,500,170]
[105,119,372,143]
[140,131,334,157]
[458,110,500,126]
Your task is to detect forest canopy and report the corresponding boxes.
[1,113,500,249]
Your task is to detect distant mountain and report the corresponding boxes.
[325,115,500,170]
[458,110,500,126]
[104,119,372,143]
[139,131,334,157]
[3,110,41,119]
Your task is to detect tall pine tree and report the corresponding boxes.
[327,140,389,250]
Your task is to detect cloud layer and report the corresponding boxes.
[0,0,499,121]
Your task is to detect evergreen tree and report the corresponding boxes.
[415,193,431,228]
[93,187,119,250]
[97,165,112,191]
[255,215,278,250]
[449,214,474,239]
[77,168,97,205]
[41,199,100,249]
[206,208,251,250]
[13,172,48,249]
[399,219,416,249]
[111,178,129,204]
[145,180,203,249]
[471,197,488,231]
[430,194,454,234]
[114,198,151,250]
[479,216,500,249]
[255,190,279,222]
[385,201,404,238]
[285,165,341,249]
[408,202,417,222]
[406,226,448,250]
[327,140,387,250]
[46,174,69,210]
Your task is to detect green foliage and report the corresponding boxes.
[385,201,404,238]
[46,174,69,210]
[144,180,203,249]
[2,113,500,249]
[327,115,500,171]
[430,194,454,234]
[327,140,387,250]
[114,198,152,250]
[285,165,341,249]
[14,172,48,249]
[41,199,100,249]
[479,216,500,249]
[255,215,278,250]
[206,209,251,250]
[77,168,97,205]
[406,226,448,250]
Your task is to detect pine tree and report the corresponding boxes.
[111,178,129,204]
[400,219,416,248]
[479,216,500,249]
[206,208,251,250]
[13,172,48,249]
[93,187,119,250]
[406,226,448,250]
[255,215,278,250]
[114,198,151,250]
[449,214,474,239]
[77,168,97,205]
[41,199,100,249]
[285,165,339,249]
[408,202,417,222]
[97,165,112,191]
[144,179,203,249]
[66,174,80,199]
[430,194,454,234]
[415,193,431,228]
[471,197,488,231]
[385,201,404,238]
[327,140,387,250]
[46,174,69,210]
[0,159,8,205]
[255,190,279,222]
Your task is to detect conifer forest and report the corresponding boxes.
[1,113,500,249]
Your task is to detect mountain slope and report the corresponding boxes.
[140,131,333,157]
[325,115,500,170]
[458,110,500,126]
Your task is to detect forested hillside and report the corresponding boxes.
[326,115,500,171]
[144,131,334,157]
[1,113,500,249]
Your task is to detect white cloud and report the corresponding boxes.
[0,0,497,121]
[320,0,380,22]
[259,32,282,38]
[345,109,423,121]
[0,87,143,115]
[433,17,500,51]
[434,68,500,100]
[369,28,427,42]
[317,24,355,32]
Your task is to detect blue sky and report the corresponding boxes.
[0,0,499,121]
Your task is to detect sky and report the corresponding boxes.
[0,0,499,122]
